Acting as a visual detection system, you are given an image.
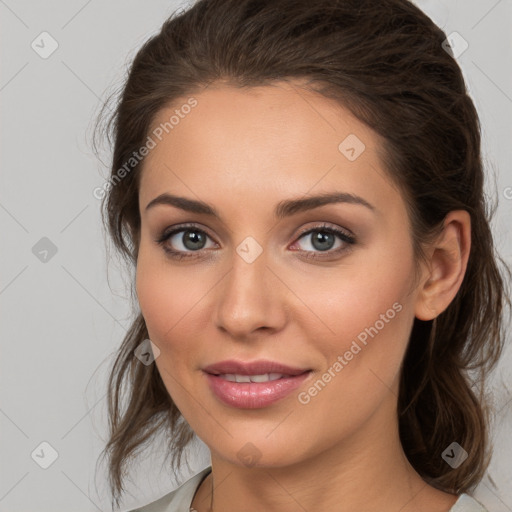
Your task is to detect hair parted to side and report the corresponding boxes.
[94,0,511,509]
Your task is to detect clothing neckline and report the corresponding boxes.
[188,467,212,512]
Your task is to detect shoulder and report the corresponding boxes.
[449,493,488,512]
[125,466,212,512]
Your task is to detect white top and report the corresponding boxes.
[127,466,488,512]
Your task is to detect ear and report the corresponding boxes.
[415,210,471,321]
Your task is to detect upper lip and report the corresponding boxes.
[203,359,311,376]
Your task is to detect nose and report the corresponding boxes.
[213,246,287,340]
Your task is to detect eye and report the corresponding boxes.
[291,223,356,259]
[155,222,356,261]
[155,223,217,259]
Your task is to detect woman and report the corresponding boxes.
[95,0,510,510]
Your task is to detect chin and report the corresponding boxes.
[205,431,308,469]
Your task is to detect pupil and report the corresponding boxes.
[184,230,205,250]
[312,231,334,251]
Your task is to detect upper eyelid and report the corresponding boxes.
[295,222,353,238]
[161,223,217,241]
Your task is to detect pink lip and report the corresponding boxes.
[202,359,312,409]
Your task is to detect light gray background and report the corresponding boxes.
[1,1,511,511]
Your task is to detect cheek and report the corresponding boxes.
[291,241,414,348]
[136,250,190,347]
[135,248,219,363]
[135,253,203,404]
[291,269,414,447]
[290,237,416,401]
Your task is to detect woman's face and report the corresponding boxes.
[136,82,426,468]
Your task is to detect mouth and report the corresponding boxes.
[203,359,310,377]
[202,359,312,409]
[209,372,301,383]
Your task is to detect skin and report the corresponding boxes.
[135,81,471,512]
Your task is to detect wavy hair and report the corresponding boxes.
[93,0,511,509]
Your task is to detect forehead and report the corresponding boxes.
[145,81,377,158]
[139,82,400,218]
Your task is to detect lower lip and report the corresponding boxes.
[204,372,311,409]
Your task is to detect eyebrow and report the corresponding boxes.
[145,191,376,219]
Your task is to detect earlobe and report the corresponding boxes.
[414,210,471,321]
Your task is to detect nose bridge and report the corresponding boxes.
[214,237,284,337]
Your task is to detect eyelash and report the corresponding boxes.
[154,222,356,261]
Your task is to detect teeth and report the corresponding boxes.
[221,373,285,383]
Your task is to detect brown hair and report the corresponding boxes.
[94,0,511,509]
